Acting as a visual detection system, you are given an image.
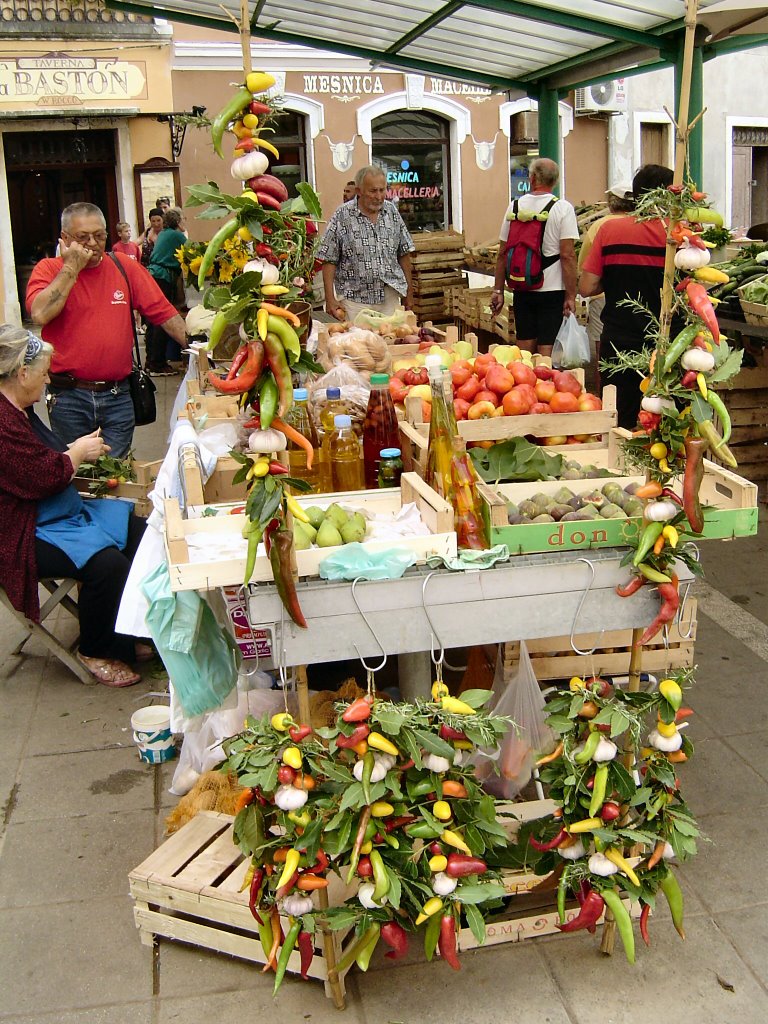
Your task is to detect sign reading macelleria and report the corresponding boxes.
[0,52,147,106]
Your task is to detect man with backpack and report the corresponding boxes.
[491,158,578,358]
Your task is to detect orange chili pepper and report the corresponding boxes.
[292,773,316,791]
[260,302,301,328]
[535,740,564,767]
[262,907,282,973]
[297,873,329,891]
[234,788,254,812]
[272,848,291,863]
[647,840,667,869]
[667,749,688,763]
[653,534,666,556]
[441,780,469,799]
[635,481,663,499]
[272,416,314,470]
[351,740,369,757]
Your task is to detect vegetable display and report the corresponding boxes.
[516,670,699,963]
[222,687,513,991]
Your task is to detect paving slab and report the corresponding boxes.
[0,1004,153,1024]
[0,897,152,1016]
[0,655,42,761]
[680,807,768,915]
[681,735,768,818]
[156,984,366,1024]
[0,809,155,909]
[538,913,768,1024]
[10,746,156,824]
[715,901,768,989]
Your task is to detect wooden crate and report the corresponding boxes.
[179,390,242,430]
[388,324,478,362]
[73,458,161,518]
[163,472,456,591]
[128,811,353,1006]
[708,366,768,482]
[503,600,697,681]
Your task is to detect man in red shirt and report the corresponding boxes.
[27,202,188,457]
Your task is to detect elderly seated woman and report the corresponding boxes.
[0,324,150,686]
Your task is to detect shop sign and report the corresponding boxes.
[385,160,441,201]
[429,79,491,101]
[302,74,386,99]
[0,52,147,108]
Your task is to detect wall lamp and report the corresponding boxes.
[156,106,207,161]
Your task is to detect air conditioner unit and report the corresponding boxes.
[575,79,627,115]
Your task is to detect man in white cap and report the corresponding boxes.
[577,183,635,388]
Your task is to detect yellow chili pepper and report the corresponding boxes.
[604,847,641,887]
[432,801,452,821]
[569,676,586,692]
[658,457,670,473]
[453,740,473,750]
[285,493,310,523]
[431,680,450,700]
[649,442,668,460]
[367,732,399,757]
[370,801,394,818]
[414,897,443,926]
[429,855,448,872]
[360,841,373,855]
[567,817,603,834]
[260,285,291,297]
[282,746,302,770]
[245,71,276,94]
[441,696,476,716]
[237,225,253,242]
[253,459,270,478]
[276,848,300,890]
[441,829,471,854]
[639,376,650,393]
[256,307,269,341]
[697,373,708,399]
[662,525,679,548]
[657,719,678,738]
[249,137,280,159]
[271,712,294,731]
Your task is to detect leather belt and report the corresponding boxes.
[48,372,126,393]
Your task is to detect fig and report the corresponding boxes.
[550,503,573,522]
[567,495,586,511]
[599,502,627,519]
[554,486,575,505]
[531,513,555,524]
[518,499,538,519]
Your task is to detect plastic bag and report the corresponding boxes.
[353,307,416,335]
[316,325,391,375]
[318,543,416,581]
[307,362,370,435]
[552,314,591,369]
[473,642,554,800]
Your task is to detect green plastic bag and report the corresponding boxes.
[318,543,416,581]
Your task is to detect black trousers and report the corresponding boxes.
[602,338,644,430]
[145,277,176,368]
[35,514,146,662]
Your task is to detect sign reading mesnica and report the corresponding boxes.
[0,52,147,107]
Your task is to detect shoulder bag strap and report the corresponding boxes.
[108,252,142,368]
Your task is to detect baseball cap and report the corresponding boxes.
[606,183,634,200]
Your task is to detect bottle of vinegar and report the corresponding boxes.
[363,373,400,489]
[284,387,319,489]
[318,387,348,492]
[329,414,365,492]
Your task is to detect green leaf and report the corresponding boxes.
[197,205,233,220]
[456,689,493,710]
[203,286,232,310]
[385,867,402,910]
[468,436,563,484]
[339,781,365,813]
[708,346,744,384]
[294,349,325,374]
[230,271,263,296]
[232,803,264,857]
[295,182,323,221]
[451,882,506,905]
[283,477,313,493]
[413,728,455,759]
[373,704,406,736]
[464,903,487,945]
[691,392,713,424]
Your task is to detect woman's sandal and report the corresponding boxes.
[134,642,156,663]
[77,655,141,688]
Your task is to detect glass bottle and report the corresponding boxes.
[284,387,319,489]
[378,447,403,488]
[329,414,365,492]
[318,387,348,492]
[363,373,400,489]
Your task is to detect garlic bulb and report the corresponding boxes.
[641,395,676,415]
[588,852,619,877]
[422,753,452,773]
[274,785,308,811]
[281,893,314,917]
[242,258,280,285]
[592,737,619,762]
[357,882,387,909]
[353,758,388,784]
[432,872,458,896]
[680,348,716,373]
[674,241,710,271]
[648,728,683,752]
[644,500,679,523]
[557,838,586,860]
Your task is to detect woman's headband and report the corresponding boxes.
[24,333,44,365]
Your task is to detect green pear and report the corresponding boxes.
[324,503,350,530]
[304,506,326,530]
[340,517,366,544]
[453,340,473,361]
[316,519,343,548]
[293,520,314,550]
[299,520,317,543]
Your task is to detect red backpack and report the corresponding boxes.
[502,197,559,290]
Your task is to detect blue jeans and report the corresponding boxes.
[48,382,135,458]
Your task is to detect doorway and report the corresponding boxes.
[731,126,768,236]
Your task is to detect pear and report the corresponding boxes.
[341,517,366,544]
[293,520,314,550]
[304,505,326,530]
[324,503,350,530]
[316,518,343,548]
[452,340,474,361]
[299,520,317,544]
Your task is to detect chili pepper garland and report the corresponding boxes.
[221,686,514,991]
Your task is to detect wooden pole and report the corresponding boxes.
[239,0,252,75]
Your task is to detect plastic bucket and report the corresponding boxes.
[131,705,176,764]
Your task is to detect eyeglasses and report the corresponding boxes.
[66,231,108,244]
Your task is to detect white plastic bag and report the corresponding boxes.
[552,314,591,369]
[473,643,554,800]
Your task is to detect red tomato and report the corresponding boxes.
[453,398,471,420]
[577,393,602,411]
[473,353,497,377]
[514,383,537,408]
[533,365,555,381]
[456,376,482,403]
[529,402,552,414]
[508,361,537,387]
[450,365,473,388]
[535,379,557,403]
[550,391,580,413]
[553,370,582,396]
[484,363,515,395]
[474,389,499,407]
[502,389,531,415]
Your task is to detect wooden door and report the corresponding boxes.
[731,145,753,234]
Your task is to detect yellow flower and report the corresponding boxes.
[218,262,235,283]
[188,256,203,274]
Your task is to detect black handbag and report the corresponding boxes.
[109,253,156,426]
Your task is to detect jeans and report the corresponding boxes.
[48,382,134,459]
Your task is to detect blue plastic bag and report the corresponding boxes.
[318,543,416,581]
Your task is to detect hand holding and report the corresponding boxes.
[59,237,92,274]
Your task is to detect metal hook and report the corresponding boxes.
[350,577,388,673]
[421,571,464,672]
[675,580,696,639]
[569,558,604,656]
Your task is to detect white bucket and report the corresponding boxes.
[131,705,176,764]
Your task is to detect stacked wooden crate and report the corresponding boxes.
[410,229,467,322]
[709,365,768,484]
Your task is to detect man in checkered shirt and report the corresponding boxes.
[319,165,415,322]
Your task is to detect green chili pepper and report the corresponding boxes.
[198,218,239,289]
[663,324,700,373]
[405,819,442,839]
[633,522,664,566]
[364,818,379,843]
[705,389,732,445]
[409,778,437,798]
[369,849,390,903]
[336,922,380,974]
[601,887,636,965]
[574,729,601,764]
[243,525,263,586]
[660,870,685,939]
[424,907,442,961]
[206,309,229,353]
[257,915,274,961]
[267,314,302,363]
[361,751,375,806]
[380,832,400,849]
[557,868,569,925]
[355,923,381,972]
[636,562,673,584]
[211,86,252,158]
[273,917,302,995]
[259,372,279,429]
[263,332,294,418]
[697,418,738,468]
[588,763,609,818]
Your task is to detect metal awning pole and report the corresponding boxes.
[537,84,560,185]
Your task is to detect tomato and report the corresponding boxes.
[484,363,514,395]
[106,478,119,489]
[553,370,582,396]
[514,383,537,408]
[473,352,497,377]
[456,376,482,403]
[508,361,537,387]
[502,389,531,415]
[450,364,473,388]
[577,393,602,412]
[533,365,555,381]
[467,400,497,420]
[474,389,499,406]
[453,398,471,420]
[550,391,580,413]
[529,402,552,414]
[535,379,557,403]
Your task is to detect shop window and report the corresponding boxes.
[265,110,308,198]
[372,111,450,233]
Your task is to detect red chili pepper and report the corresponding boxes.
[637,574,679,646]
[308,849,329,874]
[342,697,373,723]
[399,758,415,771]
[682,436,707,533]
[275,870,299,899]
[384,815,418,833]
[255,191,282,210]
[527,827,568,852]
[255,242,274,258]
[668,184,684,195]
[445,853,487,877]
[438,915,461,970]
[263,518,280,557]
[336,723,370,749]
[557,890,605,933]
[298,930,314,979]
[638,410,661,431]
[243,417,261,430]
[357,855,373,877]
[576,879,598,935]
[380,920,409,961]
[288,724,312,742]
[439,724,469,742]
[680,370,699,389]
[268,461,290,475]
[615,575,646,598]
[428,842,444,856]
[248,867,264,924]
[226,344,250,381]
[639,902,651,947]
[270,527,307,629]
[661,488,684,507]
[208,341,264,395]
[682,280,720,343]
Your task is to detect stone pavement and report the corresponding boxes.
[1,375,767,1023]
